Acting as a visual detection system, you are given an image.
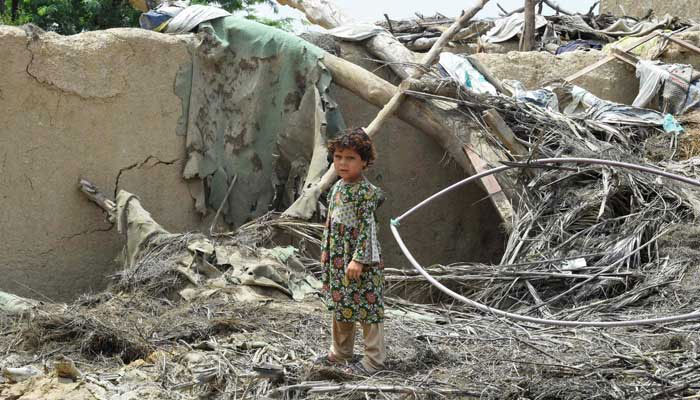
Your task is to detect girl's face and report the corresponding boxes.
[333,147,366,182]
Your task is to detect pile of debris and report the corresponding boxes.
[374,3,692,54]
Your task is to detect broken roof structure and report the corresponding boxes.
[4,0,700,398]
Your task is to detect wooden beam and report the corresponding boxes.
[482,109,529,157]
[610,47,637,68]
[463,146,513,223]
[564,31,661,83]
[662,34,700,56]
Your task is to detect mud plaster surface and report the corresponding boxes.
[0,27,205,301]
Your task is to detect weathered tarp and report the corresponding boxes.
[599,14,675,37]
[564,85,665,126]
[165,5,231,34]
[182,17,344,226]
[482,13,547,43]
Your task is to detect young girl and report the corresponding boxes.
[319,127,386,374]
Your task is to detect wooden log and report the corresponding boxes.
[277,0,419,78]
[276,0,352,29]
[364,0,491,137]
[79,178,116,215]
[541,0,573,15]
[407,37,439,51]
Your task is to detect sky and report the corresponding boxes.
[250,0,600,31]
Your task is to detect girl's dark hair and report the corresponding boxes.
[327,127,377,166]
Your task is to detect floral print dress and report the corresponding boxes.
[321,177,385,324]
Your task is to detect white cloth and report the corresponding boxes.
[327,23,386,41]
[165,5,230,34]
[438,52,497,95]
[633,60,669,108]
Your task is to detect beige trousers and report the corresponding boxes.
[330,319,386,371]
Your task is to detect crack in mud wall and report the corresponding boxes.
[0,26,203,301]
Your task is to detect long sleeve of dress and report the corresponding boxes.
[352,188,383,266]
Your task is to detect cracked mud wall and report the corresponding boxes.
[601,0,700,19]
[0,27,204,301]
[5,26,697,302]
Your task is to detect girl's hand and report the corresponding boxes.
[346,261,364,281]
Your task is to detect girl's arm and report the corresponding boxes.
[351,188,382,266]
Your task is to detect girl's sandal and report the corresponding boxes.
[344,361,374,376]
[313,354,339,367]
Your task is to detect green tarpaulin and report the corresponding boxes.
[181,17,344,226]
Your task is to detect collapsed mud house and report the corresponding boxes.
[4,0,700,398]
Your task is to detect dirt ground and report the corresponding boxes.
[2,273,700,400]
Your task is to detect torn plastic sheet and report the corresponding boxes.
[482,12,547,43]
[503,80,559,112]
[438,52,497,95]
[633,60,696,115]
[0,291,39,315]
[182,17,345,227]
[663,114,684,134]
[564,86,665,126]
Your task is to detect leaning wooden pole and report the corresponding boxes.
[365,0,489,136]
[519,0,537,51]
[283,1,504,220]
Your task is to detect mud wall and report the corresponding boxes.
[601,0,700,19]
[0,27,507,301]
[0,27,203,301]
